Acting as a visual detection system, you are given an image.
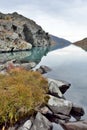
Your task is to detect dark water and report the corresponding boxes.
[35,44,87,119]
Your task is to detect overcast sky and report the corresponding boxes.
[0,0,87,42]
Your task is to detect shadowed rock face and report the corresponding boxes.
[0,12,51,52]
[73,38,87,51]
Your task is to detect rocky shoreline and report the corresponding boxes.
[0,62,86,130]
[7,76,86,130]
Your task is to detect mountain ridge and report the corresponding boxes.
[50,35,71,51]
[73,38,87,51]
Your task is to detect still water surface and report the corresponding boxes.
[35,44,87,119]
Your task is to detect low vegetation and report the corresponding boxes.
[0,69,49,128]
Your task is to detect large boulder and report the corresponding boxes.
[48,78,71,96]
[48,95,72,116]
[48,80,63,98]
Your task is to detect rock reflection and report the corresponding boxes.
[0,46,50,65]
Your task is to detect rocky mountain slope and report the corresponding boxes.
[0,12,51,52]
[74,38,87,51]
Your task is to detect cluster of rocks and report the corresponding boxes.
[0,54,53,74]
[0,12,51,52]
[8,77,87,130]
[0,60,36,74]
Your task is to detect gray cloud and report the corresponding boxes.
[0,0,87,41]
[1,0,87,22]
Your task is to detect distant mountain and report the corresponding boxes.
[50,35,71,51]
[74,38,87,51]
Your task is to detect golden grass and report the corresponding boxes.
[0,69,49,127]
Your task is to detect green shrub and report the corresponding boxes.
[0,69,49,128]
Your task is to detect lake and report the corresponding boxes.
[0,44,87,130]
[35,44,87,120]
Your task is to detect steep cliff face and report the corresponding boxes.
[0,12,51,52]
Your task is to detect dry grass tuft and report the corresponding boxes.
[0,69,49,128]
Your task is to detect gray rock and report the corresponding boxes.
[23,120,32,129]
[36,65,51,74]
[11,32,19,40]
[0,40,7,51]
[48,95,72,116]
[21,62,36,70]
[0,64,6,71]
[18,120,32,130]
[0,60,36,72]
[48,81,63,98]
[4,60,15,70]
[40,65,51,73]
[53,123,64,130]
[0,26,4,31]
[54,113,71,121]
[13,40,32,51]
[36,68,43,74]
[48,78,71,94]
[61,120,87,130]
[40,106,53,115]
[70,104,85,121]
[35,106,53,115]
[35,106,70,123]
[30,112,53,130]
[0,70,7,75]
